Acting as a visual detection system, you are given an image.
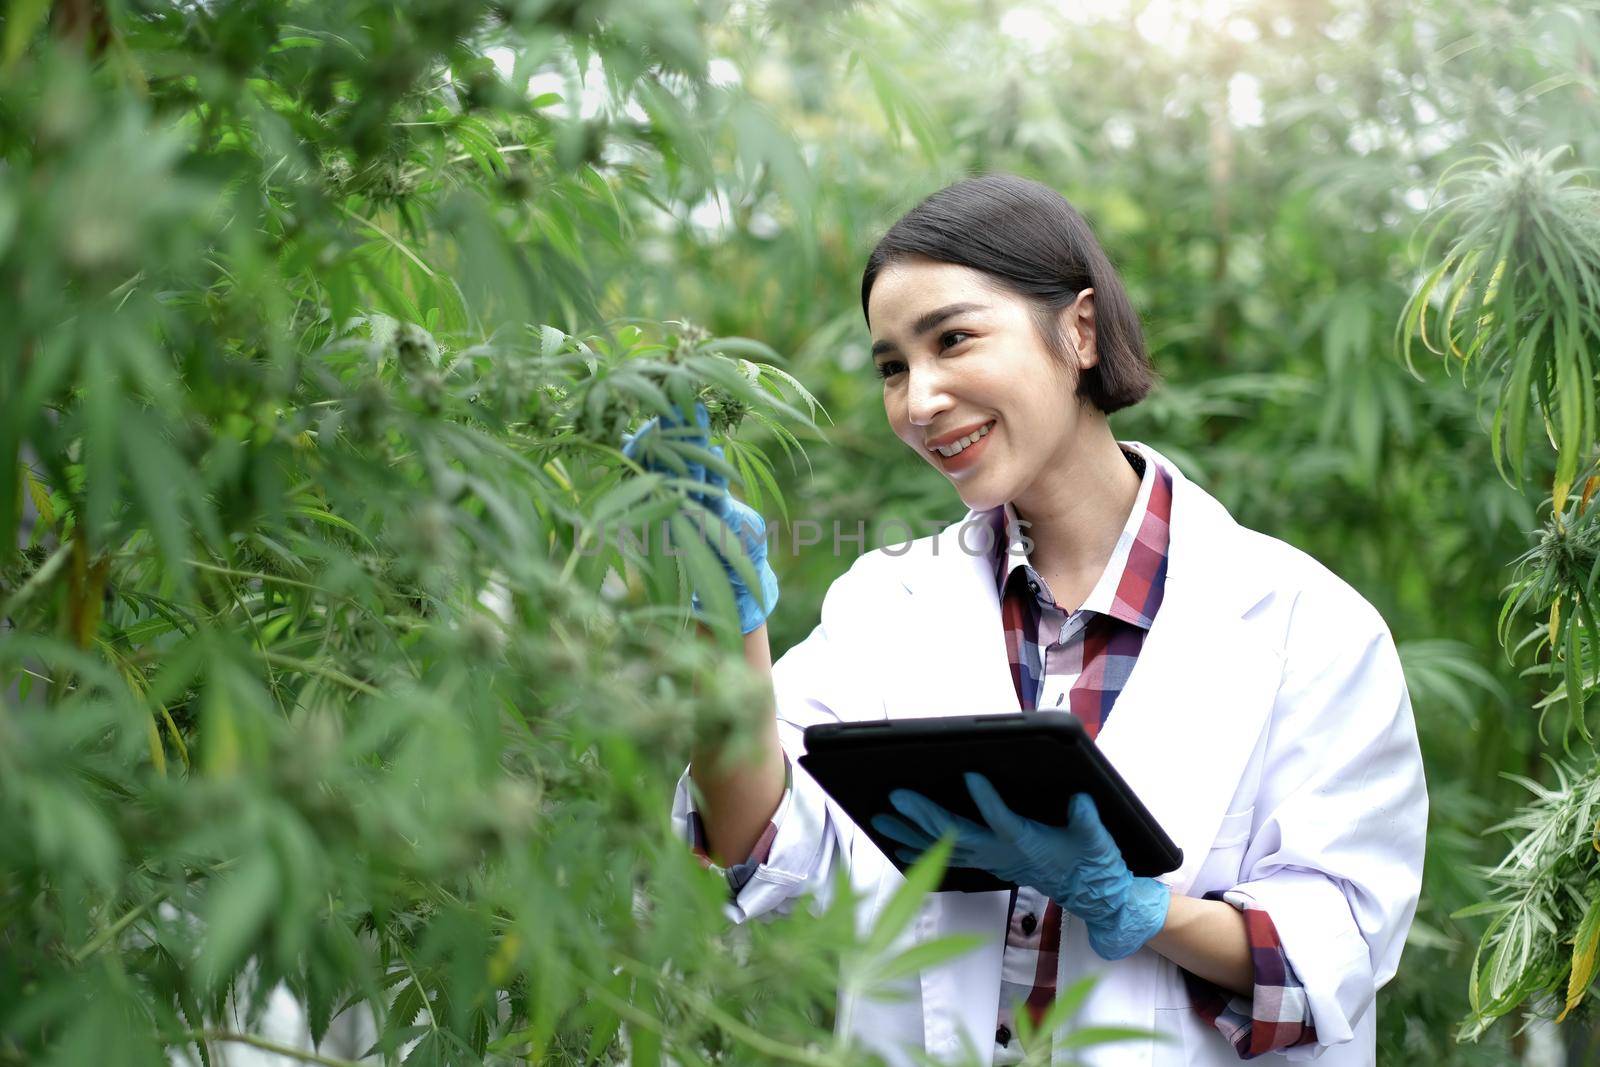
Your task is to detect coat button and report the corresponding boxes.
[996,1025,1012,1046]
[1020,913,1037,935]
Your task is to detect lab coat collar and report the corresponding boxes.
[900,441,1271,621]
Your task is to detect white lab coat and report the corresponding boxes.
[671,441,1427,1066]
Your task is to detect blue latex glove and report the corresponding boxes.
[621,400,779,634]
[870,772,1171,961]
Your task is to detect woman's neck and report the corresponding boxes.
[1008,425,1143,596]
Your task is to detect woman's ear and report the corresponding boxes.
[1058,288,1098,370]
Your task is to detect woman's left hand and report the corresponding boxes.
[871,772,1171,961]
[620,400,779,634]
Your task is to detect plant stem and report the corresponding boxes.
[70,891,167,964]
[0,539,73,619]
[609,954,844,1067]
[185,559,321,592]
[186,1032,364,1067]
[261,651,383,696]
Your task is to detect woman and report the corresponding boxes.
[627,174,1426,1066]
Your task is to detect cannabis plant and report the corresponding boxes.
[0,3,986,1064]
[1403,143,1600,1036]
[1399,143,1600,513]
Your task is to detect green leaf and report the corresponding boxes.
[2,0,50,70]
[582,972,626,1064]
[1451,900,1506,921]
[628,1023,662,1067]
[861,932,989,988]
[1056,1024,1161,1049]
[1564,600,1588,743]
[28,779,120,889]
[23,465,54,526]
[120,412,193,593]
[863,835,953,959]
[198,850,280,989]
[290,504,377,548]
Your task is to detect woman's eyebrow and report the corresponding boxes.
[870,302,989,357]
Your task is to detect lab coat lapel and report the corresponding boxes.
[1093,445,1283,893]
[1052,447,1285,1062]
[1093,571,1281,894]
[890,513,1019,1064]
[893,511,1022,720]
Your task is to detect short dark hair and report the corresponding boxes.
[860,173,1156,414]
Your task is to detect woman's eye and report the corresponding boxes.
[875,360,905,380]
[940,331,972,350]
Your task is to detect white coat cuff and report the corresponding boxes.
[1225,869,1375,1058]
[670,752,840,924]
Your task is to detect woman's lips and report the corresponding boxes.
[934,422,993,474]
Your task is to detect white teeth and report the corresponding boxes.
[934,422,992,457]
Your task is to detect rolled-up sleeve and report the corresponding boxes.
[1215,604,1427,1059]
[671,751,848,922]
[668,555,888,924]
[1182,893,1317,1057]
[677,753,790,897]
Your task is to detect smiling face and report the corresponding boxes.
[867,257,1101,513]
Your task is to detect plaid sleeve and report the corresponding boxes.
[1180,889,1318,1059]
[682,752,794,898]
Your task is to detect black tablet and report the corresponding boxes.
[798,713,1182,894]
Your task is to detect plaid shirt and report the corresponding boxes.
[989,446,1314,1062]
[680,445,1316,1061]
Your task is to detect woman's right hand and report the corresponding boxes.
[621,400,780,634]
[873,775,1171,961]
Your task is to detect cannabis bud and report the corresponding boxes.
[701,390,748,435]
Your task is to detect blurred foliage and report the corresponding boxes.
[0,1,968,1064]
[3,0,1599,1062]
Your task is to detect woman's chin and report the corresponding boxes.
[953,481,1007,513]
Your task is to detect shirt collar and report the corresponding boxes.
[988,445,1168,629]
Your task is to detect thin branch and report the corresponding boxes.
[186,1032,364,1067]
[337,204,436,278]
[0,539,74,620]
[261,652,383,697]
[663,983,841,1067]
[184,559,321,593]
[447,143,535,165]
[608,954,845,1067]
[69,890,168,963]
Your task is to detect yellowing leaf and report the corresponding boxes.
[1555,473,1574,518]
[145,715,168,778]
[488,933,521,986]
[1559,889,1600,1022]
[2,0,50,71]
[24,466,54,526]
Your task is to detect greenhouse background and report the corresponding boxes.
[3,0,1600,1063]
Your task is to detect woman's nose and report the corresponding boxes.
[905,367,952,427]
